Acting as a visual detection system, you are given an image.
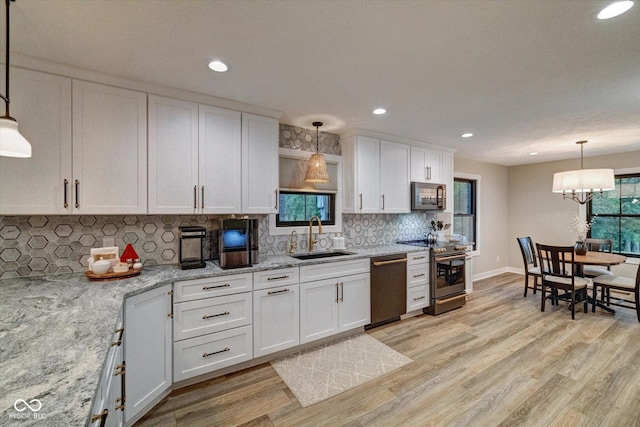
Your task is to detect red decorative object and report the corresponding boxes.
[120,244,139,262]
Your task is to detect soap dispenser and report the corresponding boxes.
[332,233,345,250]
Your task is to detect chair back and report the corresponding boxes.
[517,237,537,268]
[536,244,574,279]
[585,238,613,253]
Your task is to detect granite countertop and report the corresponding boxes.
[0,244,422,426]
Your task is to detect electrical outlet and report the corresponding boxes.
[103,237,115,247]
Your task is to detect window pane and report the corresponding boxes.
[277,192,335,226]
[590,216,620,253]
[621,177,640,215]
[454,181,471,215]
[591,179,620,215]
[621,217,640,255]
[454,215,474,244]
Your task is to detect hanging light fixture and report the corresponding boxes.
[304,121,330,183]
[552,140,614,204]
[0,0,31,158]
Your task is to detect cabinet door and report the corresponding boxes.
[355,135,380,213]
[72,81,147,214]
[300,279,339,344]
[379,140,410,213]
[338,273,370,331]
[200,105,242,213]
[427,150,443,183]
[411,146,442,183]
[0,67,72,214]
[124,284,172,424]
[253,285,300,357]
[442,152,454,213]
[241,113,279,213]
[148,95,199,214]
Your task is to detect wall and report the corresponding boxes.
[454,157,510,278]
[508,151,640,277]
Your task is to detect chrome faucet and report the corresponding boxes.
[308,216,323,252]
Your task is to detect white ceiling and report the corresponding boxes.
[5,0,640,166]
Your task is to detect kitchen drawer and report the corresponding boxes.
[173,325,253,382]
[174,293,252,341]
[253,267,299,290]
[407,284,429,311]
[300,258,369,282]
[174,273,252,303]
[407,251,429,265]
[407,264,429,287]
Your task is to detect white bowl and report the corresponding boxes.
[92,260,111,275]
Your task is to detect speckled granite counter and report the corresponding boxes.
[0,244,422,426]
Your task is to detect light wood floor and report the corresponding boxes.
[136,273,640,426]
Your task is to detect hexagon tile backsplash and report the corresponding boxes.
[0,212,436,279]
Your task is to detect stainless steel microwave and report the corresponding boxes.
[411,182,446,211]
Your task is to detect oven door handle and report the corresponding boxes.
[434,254,466,262]
[372,258,408,266]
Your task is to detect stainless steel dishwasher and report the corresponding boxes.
[365,253,408,329]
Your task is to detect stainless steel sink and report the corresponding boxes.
[289,250,355,260]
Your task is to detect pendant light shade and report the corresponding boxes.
[552,141,614,204]
[304,121,330,183]
[1,0,32,158]
[0,117,31,157]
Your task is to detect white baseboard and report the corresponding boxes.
[472,267,514,281]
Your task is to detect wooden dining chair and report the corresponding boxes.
[583,238,614,278]
[517,237,542,297]
[592,264,640,322]
[536,244,590,319]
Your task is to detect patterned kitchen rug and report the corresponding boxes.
[270,333,413,407]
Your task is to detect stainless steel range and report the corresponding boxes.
[397,240,468,315]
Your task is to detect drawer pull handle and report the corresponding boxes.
[268,288,289,295]
[91,409,108,423]
[267,275,289,281]
[203,283,231,290]
[202,311,230,320]
[203,347,230,358]
[413,256,426,260]
[413,273,426,278]
[413,296,426,301]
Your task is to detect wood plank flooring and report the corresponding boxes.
[136,273,640,426]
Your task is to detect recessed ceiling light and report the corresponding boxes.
[528,152,539,156]
[598,1,634,19]
[373,108,386,115]
[461,133,473,138]
[208,60,230,73]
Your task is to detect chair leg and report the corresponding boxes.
[635,287,640,323]
[533,277,537,294]
[571,291,575,320]
[583,289,587,313]
[541,284,546,312]
[592,284,597,313]
[524,272,529,297]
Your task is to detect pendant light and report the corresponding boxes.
[552,140,615,204]
[304,121,330,183]
[0,0,31,158]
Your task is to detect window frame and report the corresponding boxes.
[587,171,640,258]
[453,172,481,255]
[275,191,336,227]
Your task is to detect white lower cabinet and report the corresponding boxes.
[90,310,124,427]
[299,259,370,345]
[253,284,300,357]
[173,325,253,381]
[407,251,430,311]
[172,274,254,382]
[124,284,172,425]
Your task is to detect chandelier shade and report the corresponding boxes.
[552,141,615,204]
[304,121,330,183]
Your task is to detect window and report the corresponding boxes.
[453,177,477,250]
[588,173,640,257]
[276,191,336,227]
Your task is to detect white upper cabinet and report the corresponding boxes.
[200,105,242,213]
[0,67,72,215]
[72,81,147,214]
[241,113,279,214]
[410,146,443,183]
[148,96,199,214]
[441,152,454,213]
[342,134,409,214]
[379,140,410,213]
